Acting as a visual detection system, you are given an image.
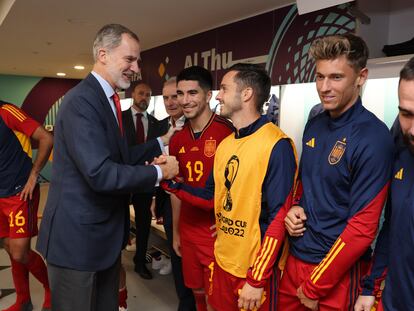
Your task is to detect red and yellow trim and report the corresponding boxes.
[1,104,27,122]
[310,237,346,284]
[252,236,278,281]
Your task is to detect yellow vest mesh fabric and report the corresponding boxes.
[213,122,288,278]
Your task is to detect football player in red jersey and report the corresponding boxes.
[163,63,297,311]
[0,101,53,311]
[169,66,233,311]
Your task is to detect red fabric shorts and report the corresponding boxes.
[377,299,384,311]
[181,238,214,290]
[0,184,39,238]
[277,254,363,311]
[208,261,271,311]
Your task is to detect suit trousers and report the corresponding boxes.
[47,256,120,311]
[132,192,153,266]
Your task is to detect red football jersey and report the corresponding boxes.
[0,103,39,138]
[169,114,233,244]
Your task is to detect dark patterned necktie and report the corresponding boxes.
[135,112,145,143]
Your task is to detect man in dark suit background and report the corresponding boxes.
[36,24,178,311]
[122,81,168,279]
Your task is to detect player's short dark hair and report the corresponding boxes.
[228,63,271,112]
[309,33,369,72]
[400,56,414,82]
[177,66,213,91]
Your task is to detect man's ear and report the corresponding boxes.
[206,90,212,103]
[97,48,108,64]
[356,67,368,87]
[241,87,253,102]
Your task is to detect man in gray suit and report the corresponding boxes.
[37,24,178,311]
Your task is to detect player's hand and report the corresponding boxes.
[354,295,376,311]
[152,154,167,165]
[238,283,264,310]
[19,172,37,201]
[160,125,182,146]
[173,231,182,257]
[285,205,307,237]
[210,224,217,238]
[297,286,318,310]
[159,156,179,180]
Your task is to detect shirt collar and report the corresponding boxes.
[131,105,147,118]
[236,115,269,138]
[169,115,185,127]
[328,97,363,129]
[91,71,115,99]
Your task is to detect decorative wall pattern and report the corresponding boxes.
[139,3,355,95]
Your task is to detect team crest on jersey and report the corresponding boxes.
[204,139,216,157]
[328,140,346,165]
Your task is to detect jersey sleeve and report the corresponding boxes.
[301,128,393,300]
[0,103,40,136]
[360,199,391,296]
[169,132,178,157]
[161,172,215,211]
[246,139,297,288]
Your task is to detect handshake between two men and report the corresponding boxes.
[154,154,179,181]
[155,124,181,180]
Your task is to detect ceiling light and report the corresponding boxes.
[74,65,84,70]
[56,72,66,77]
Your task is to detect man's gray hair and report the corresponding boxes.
[92,24,139,62]
[163,76,177,88]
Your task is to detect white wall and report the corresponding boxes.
[357,0,390,58]
[388,0,414,44]
[279,76,399,157]
[357,0,414,58]
[279,83,319,155]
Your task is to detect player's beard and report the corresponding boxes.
[220,94,242,119]
[403,133,414,154]
[136,100,149,111]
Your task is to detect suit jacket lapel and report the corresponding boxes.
[122,109,136,146]
[86,74,129,163]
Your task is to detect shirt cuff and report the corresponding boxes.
[157,137,167,152]
[154,165,162,187]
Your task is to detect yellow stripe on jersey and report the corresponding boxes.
[252,236,271,271]
[13,130,33,158]
[252,237,276,280]
[252,236,271,277]
[309,239,341,282]
[310,238,346,284]
[252,236,278,281]
[310,238,342,282]
[2,104,27,122]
